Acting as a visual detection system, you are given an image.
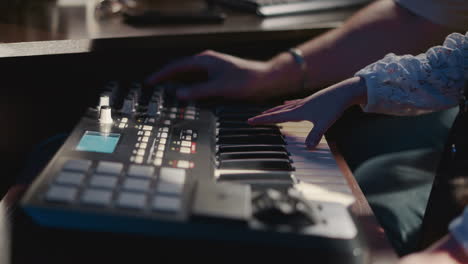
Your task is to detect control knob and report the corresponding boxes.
[121,96,135,114]
[98,95,110,110]
[99,106,113,124]
[147,100,159,117]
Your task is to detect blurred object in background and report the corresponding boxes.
[94,0,138,19]
[0,0,64,43]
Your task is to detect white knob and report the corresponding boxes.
[98,95,110,110]
[99,106,113,124]
[121,97,135,114]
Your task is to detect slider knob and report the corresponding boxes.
[147,100,159,117]
[121,97,135,114]
[99,106,113,124]
[98,95,110,110]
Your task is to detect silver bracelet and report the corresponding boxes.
[288,48,308,91]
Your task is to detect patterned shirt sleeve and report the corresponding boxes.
[355,32,468,116]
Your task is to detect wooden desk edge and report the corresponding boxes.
[328,141,398,263]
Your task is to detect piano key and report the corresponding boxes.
[217,121,277,129]
[223,180,293,192]
[219,159,293,171]
[218,151,290,161]
[217,127,281,137]
[217,145,288,153]
[217,134,285,145]
[218,171,293,181]
[296,173,348,184]
[278,121,353,196]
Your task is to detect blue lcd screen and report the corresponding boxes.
[76,131,120,154]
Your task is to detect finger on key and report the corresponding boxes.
[261,101,299,114]
[248,109,299,125]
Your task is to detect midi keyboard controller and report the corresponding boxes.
[21,81,367,263]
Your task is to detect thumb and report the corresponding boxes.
[305,124,327,149]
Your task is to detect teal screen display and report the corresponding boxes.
[76,131,120,153]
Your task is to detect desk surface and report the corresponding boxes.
[0,0,354,44]
[0,1,397,263]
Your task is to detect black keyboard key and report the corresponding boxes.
[219,152,289,160]
[219,159,293,171]
[218,171,293,181]
[217,121,278,129]
[217,135,285,145]
[217,145,288,153]
[218,127,281,137]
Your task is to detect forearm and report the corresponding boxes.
[269,0,456,94]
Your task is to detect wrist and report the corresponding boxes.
[332,76,367,107]
[348,76,368,106]
[265,50,305,95]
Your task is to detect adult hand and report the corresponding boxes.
[146,50,303,101]
[248,76,367,149]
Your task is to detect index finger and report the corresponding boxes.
[248,109,300,125]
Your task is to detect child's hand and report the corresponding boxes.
[248,77,367,149]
